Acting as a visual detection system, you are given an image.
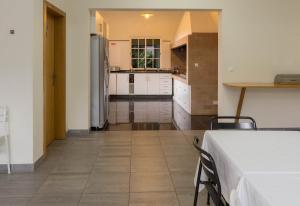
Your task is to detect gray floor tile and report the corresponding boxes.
[132,145,164,157]
[0,129,207,206]
[99,146,131,157]
[38,174,88,194]
[157,130,183,136]
[30,194,80,206]
[0,174,48,197]
[102,136,132,146]
[80,193,129,206]
[166,155,198,172]
[132,136,160,145]
[52,161,94,174]
[85,173,130,194]
[132,131,158,137]
[0,197,31,206]
[131,157,168,173]
[176,189,213,206]
[130,192,179,206]
[162,145,197,157]
[159,136,189,145]
[93,157,131,173]
[130,173,174,192]
[171,172,195,192]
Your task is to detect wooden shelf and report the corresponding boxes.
[224,82,300,88]
[223,82,300,118]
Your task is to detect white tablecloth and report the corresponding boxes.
[231,174,300,206]
[194,131,300,202]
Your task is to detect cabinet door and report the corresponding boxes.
[109,73,117,95]
[160,41,171,69]
[116,74,129,95]
[147,74,160,95]
[109,41,131,69]
[134,74,148,95]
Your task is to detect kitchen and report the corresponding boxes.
[90,10,219,130]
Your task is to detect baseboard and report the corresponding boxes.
[67,129,90,137]
[0,154,45,173]
[258,128,300,131]
[110,95,172,101]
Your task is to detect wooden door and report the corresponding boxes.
[45,13,55,146]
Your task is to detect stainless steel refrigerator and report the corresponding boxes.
[90,34,109,130]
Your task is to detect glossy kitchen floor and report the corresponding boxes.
[0,130,211,206]
[107,98,215,131]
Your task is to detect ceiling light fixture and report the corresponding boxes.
[141,13,154,19]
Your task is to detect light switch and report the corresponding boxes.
[194,63,199,68]
[228,66,234,72]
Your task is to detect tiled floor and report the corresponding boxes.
[107,99,215,131]
[0,130,212,206]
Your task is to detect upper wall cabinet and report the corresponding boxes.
[161,41,171,69]
[109,40,131,70]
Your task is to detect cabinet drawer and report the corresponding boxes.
[159,74,172,79]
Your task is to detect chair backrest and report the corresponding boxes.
[210,116,257,130]
[194,137,223,205]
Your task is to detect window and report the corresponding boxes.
[131,38,160,69]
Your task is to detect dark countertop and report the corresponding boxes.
[110,70,173,74]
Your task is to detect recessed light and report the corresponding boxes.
[141,13,154,19]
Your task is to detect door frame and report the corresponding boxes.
[43,0,66,155]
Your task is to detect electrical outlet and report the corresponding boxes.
[10,29,15,35]
[194,63,199,68]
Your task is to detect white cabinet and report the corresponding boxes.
[161,41,171,69]
[116,74,129,95]
[109,73,117,95]
[173,79,191,114]
[134,73,172,95]
[134,74,148,95]
[109,41,131,70]
[147,74,160,95]
[159,74,172,95]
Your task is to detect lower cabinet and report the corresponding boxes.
[134,74,148,95]
[116,73,129,95]
[109,73,117,95]
[173,79,191,114]
[147,74,160,95]
[134,73,172,95]
[110,73,172,96]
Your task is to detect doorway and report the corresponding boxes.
[43,1,66,153]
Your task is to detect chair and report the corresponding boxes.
[210,116,257,130]
[193,137,228,206]
[0,107,11,174]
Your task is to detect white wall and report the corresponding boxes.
[0,0,35,164]
[174,11,218,41]
[174,12,192,41]
[99,11,183,41]
[0,0,67,165]
[1,0,300,165]
[64,0,300,130]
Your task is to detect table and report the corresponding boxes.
[223,82,300,118]
[194,130,300,203]
[231,174,300,206]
